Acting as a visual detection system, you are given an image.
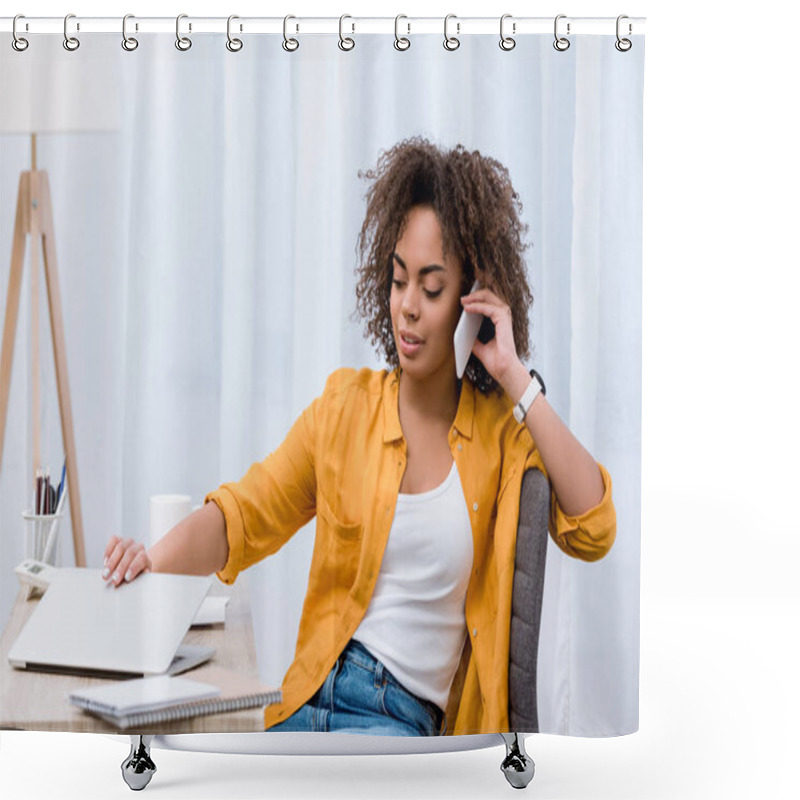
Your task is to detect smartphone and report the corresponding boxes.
[453,280,496,379]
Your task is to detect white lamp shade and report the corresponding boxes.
[1,53,122,134]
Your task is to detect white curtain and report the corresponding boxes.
[0,31,643,735]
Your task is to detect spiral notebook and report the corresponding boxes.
[68,666,281,729]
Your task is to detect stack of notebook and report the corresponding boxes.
[68,666,281,729]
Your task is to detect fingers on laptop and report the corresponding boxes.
[103,537,150,586]
[102,534,121,567]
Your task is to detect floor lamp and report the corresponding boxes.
[1,47,121,567]
[0,136,87,566]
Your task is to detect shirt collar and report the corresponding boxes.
[383,366,475,443]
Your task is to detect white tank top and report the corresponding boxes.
[353,460,473,712]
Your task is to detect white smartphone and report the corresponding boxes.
[453,280,495,379]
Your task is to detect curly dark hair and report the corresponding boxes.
[352,136,533,396]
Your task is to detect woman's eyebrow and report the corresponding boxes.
[392,252,446,276]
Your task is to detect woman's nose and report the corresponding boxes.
[401,288,419,319]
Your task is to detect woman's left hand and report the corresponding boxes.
[460,284,522,390]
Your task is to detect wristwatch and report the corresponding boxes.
[513,368,546,424]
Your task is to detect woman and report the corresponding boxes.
[102,137,616,737]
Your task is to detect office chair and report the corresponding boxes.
[501,466,550,788]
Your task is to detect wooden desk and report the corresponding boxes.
[0,576,269,733]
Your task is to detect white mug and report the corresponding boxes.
[149,494,192,548]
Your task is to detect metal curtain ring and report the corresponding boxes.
[394,15,410,50]
[176,14,192,51]
[12,15,29,51]
[499,14,515,51]
[122,14,139,51]
[553,14,570,51]
[338,14,355,51]
[226,15,243,52]
[615,15,632,51]
[63,13,80,51]
[283,15,299,52]
[443,14,460,51]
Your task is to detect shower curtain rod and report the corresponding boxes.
[1,15,646,37]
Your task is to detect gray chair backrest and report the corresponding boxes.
[508,467,549,732]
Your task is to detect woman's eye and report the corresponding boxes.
[392,279,442,299]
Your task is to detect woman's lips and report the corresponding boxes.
[399,333,423,356]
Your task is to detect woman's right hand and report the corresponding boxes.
[102,536,152,588]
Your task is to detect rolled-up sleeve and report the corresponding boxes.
[511,429,617,563]
[205,394,319,585]
[547,461,616,562]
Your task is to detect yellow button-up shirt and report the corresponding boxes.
[206,366,616,734]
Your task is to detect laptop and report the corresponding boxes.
[8,568,215,679]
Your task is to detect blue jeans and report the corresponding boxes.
[267,639,446,736]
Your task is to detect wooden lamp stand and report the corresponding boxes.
[0,134,85,566]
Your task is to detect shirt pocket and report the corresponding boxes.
[317,491,363,541]
[317,490,363,593]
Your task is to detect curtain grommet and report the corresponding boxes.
[63,13,80,52]
[226,15,243,52]
[121,14,139,51]
[394,15,410,51]
[283,15,299,52]
[553,14,570,52]
[443,14,460,51]
[175,14,192,51]
[499,14,516,51]
[12,14,29,51]
[615,15,633,51]
[338,14,355,51]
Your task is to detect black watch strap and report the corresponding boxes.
[529,368,546,397]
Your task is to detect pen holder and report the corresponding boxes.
[22,510,65,565]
